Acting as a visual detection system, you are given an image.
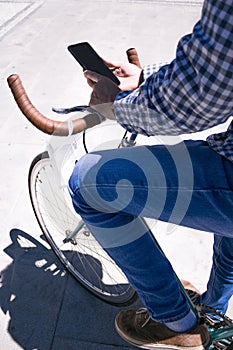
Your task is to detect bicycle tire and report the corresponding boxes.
[28,151,137,305]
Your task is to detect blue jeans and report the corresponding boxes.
[68,140,233,324]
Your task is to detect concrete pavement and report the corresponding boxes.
[0,1,232,349]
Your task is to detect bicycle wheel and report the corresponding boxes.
[28,151,137,305]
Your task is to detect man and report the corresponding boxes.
[69,0,233,348]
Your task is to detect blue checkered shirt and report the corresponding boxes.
[113,0,233,162]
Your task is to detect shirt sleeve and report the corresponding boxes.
[143,63,166,80]
[113,0,233,136]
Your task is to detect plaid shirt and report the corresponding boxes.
[113,0,233,162]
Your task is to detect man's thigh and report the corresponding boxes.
[148,140,233,237]
[74,139,233,237]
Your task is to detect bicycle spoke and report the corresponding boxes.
[29,151,135,304]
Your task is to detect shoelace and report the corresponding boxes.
[136,308,152,328]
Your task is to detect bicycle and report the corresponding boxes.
[7,48,233,349]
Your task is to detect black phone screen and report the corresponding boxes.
[67,42,120,85]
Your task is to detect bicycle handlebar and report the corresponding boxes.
[7,48,142,136]
[126,48,142,69]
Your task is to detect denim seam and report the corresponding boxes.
[79,184,233,191]
[203,236,223,306]
[77,185,177,195]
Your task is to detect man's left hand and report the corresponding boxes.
[84,70,121,120]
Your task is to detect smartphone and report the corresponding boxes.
[67,42,120,85]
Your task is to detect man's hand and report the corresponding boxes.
[84,70,121,120]
[104,59,143,91]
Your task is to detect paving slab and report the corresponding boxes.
[0,1,232,349]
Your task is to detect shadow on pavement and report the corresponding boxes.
[0,229,138,350]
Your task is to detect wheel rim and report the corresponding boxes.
[29,152,135,304]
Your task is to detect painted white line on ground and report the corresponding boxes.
[0,1,43,40]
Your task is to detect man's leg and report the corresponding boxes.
[68,140,233,347]
[69,141,197,327]
[200,235,233,314]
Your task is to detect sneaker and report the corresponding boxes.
[115,308,211,350]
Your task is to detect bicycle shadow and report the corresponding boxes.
[0,229,138,350]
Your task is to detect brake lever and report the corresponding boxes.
[52,105,89,114]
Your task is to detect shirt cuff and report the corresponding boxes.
[143,63,168,80]
[113,62,168,134]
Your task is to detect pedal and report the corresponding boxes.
[196,304,233,350]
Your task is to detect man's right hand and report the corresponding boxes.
[104,59,143,91]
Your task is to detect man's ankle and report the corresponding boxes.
[164,309,198,333]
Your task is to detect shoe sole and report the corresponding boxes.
[115,319,211,350]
